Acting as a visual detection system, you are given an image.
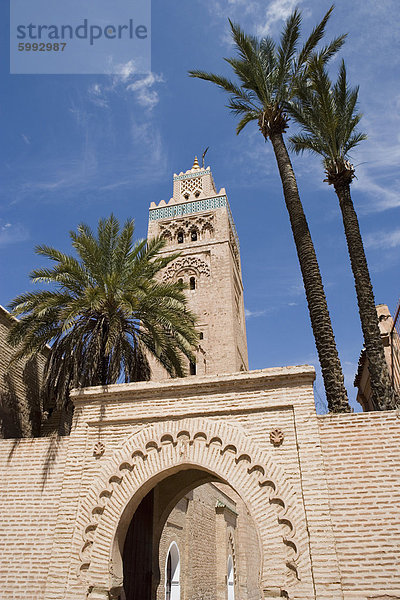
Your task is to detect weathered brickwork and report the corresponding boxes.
[0,367,400,599]
[0,436,69,598]
[319,411,400,599]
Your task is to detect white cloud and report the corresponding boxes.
[228,127,275,184]
[0,221,29,246]
[288,281,305,297]
[348,106,400,213]
[257,0,301,36]
[245,308,267,318]
[364,228,400,250]
[114,59,137,81]
[88,62,165,111]
[353,170,400,213]
[88,83,109,108]
[129,119,167,180]
[21,134,30,145]
[126,73,165,110]
[207,0,303,42]
[210,0,259,21]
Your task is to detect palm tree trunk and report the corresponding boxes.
[334,182,399,410]
[270,132,350,412]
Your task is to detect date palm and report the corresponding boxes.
[189,9,350,411]
[288,57,399,410]
[8,215,198,424]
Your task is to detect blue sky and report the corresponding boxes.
[1,0,399,411]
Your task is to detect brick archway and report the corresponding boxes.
[79,417,311,598]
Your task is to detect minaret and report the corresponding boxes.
[147,158,248,378]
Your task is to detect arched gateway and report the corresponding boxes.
[79,416,308,599]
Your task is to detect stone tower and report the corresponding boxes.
[147,157,248,377]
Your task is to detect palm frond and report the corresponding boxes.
[295,5,334,72]
[288,56,366,173]
[7,215,199,413]
[277,9,302,74]
[317,34,347,65]
[236,111,259,134]
[229,20,259,64]
[189,6,345,139]
[188,70,251,101]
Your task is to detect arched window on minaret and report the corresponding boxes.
[177,231,184,244]
[189,361,196,375]
[189,277,196,290]
[161,230,172,245]
[201,223,214,239]
[190,229,198,242]
[165,542,180,600]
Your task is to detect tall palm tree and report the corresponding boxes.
[189,9,351,412]
[288,57,399,410]
[8,215,198,423]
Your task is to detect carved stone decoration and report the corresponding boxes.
[93,441,105,458]
[163,256,211,281]
[270,429,284,447]
[158,214,214,240]
[180,176,203,195]
[79,419,301,585]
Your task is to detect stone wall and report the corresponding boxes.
[0,436,68,598]
[319,410,400,600]
[0,367,399,600]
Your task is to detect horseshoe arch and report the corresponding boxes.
[78,417,311,597]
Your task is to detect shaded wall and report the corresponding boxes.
[0,437,68,598]
[0,306,48,438]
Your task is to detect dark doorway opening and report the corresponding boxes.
[123,489,154,600]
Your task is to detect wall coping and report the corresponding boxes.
[318,408,400,422]
[70,365,315,405]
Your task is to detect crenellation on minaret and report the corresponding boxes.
[148,158,249,379]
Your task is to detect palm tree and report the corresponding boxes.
[288,57,399,410]
[8,215,198,426]
[189,9,351,412]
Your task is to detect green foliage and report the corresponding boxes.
[288,57,367,175]
[8,215,198,408]
[189,7,345,137]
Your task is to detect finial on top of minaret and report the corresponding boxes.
[192,156,200,170]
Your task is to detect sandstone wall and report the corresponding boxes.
[319,411,400,600]
[1,368,400,600]
[0,436,69,598]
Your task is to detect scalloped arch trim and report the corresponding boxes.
[162,256,210,280]
[78,417,303,591]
